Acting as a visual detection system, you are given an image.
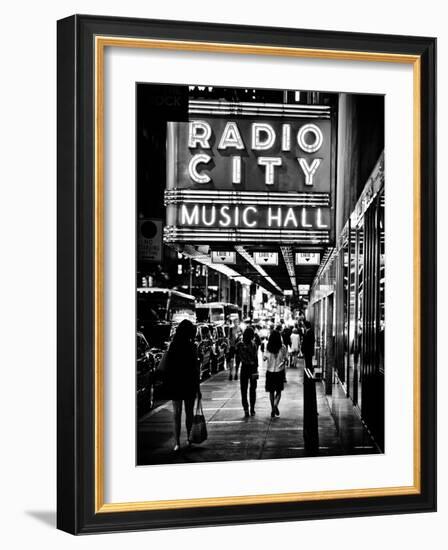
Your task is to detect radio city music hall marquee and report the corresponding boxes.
[164,100,334,244]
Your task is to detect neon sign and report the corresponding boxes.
[188,121,324,186]
[165,101,334,245]
[179,204,330,230]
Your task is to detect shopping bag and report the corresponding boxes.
[190,398,207,444]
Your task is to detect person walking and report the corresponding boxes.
[298,320,305,357]
[281,324,292,368]
[227,318,241,381]
[290,327,301,367]
[276,323,290,381]
[236,326,259,417]
[163,319,201,451]
[263,330,287,418]
[302,320,316,373]
[251,322,262,350]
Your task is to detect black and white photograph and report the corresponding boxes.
[136,83,385,465]
[0,0,442,542]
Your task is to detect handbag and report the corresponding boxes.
[190,398,207,444]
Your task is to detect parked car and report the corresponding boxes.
[137,331,158,414]
[137,286,196,378]
[209,324,228,373]
[195,323,213,379]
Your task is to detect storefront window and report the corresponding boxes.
[348,225,357,399]
[356,222,364,408]
[342,240,349,386]
[378,192,385,375]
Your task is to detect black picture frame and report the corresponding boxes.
[57,14,436,535]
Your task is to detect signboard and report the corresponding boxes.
[284,289,293,296]
[138,219,162,262]
[169,115,331,193]
[174,204,330,232]
[299,284,310,295]
[254,252,279,265]
[295,252,321,265]
[211,251,236,264]
[165,101,333,245]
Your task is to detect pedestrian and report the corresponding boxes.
[254,324,262,349]
[302,320,315,373]
[246,318,262,349]
[290,327,300,367]
[236,326,259,417]
[263,330,287,418]
[275,323,290,381]
[259,323,268,352]
[227,318,241,381]
[281,324,292,367]
[163,319,201,451]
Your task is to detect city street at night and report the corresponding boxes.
[137,358,378,465]
[136,83,386,465]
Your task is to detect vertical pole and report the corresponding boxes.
[189,258,193,295]
[205,265,209,302]
[303,368,319,454]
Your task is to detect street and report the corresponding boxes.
[137,357,378,465]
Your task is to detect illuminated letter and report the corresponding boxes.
[301,208,312,228]
[316,208,328,228]
[258,157,282,185]
[284,208,298,227]
[252,123,276,150]
[232,156,241,184]
[297,123,323,153]
[282,124,291,151]
[268,207,282,227]
[234,206,240,226]
[219,206,231,227]
[181,204,199,225]
[188,120,211,148]
[202,205,216,226]
[242,206,257,228]
[218,122,245,150]
[189,154,211,183]
[298,158,322,186]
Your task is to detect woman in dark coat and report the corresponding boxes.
[163,319,201,451]
[302,320,315,373]
[236,327,259,417]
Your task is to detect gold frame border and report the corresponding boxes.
[94,36,422,513]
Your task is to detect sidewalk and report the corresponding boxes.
[137,359,361,465]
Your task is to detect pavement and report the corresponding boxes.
[137,357,379,465]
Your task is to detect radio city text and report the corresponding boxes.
[188,120,324,187]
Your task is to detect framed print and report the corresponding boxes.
[57,15,436,534]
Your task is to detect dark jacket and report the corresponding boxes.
[236,341,258,375]
[163,339,200,401]
[302,328,315,358]
[281,327,292,347]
